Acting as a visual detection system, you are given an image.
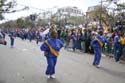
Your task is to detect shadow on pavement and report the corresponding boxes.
[47,79,61,83]
[100,67,125,79]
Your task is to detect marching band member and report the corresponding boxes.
[40,29,63,79]
[92,30,108,68]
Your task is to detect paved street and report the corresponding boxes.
[0,37,125,83]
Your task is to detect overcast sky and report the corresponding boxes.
[1,0,125,23]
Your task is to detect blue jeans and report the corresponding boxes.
[93,47,102,65]
[46,57,57,75]
[114,46,122,62]
[122,45,125,55]
[106,44,112,54]
[122,45,125,60]
[36,39,39,44]
[72,41,77,51]
[11,38,14,47]
[65,41,69,49]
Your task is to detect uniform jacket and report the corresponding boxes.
[92,35,107,48]
[114,35,122,47]
[40,38,63,58]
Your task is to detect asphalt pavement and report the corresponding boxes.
[0,36,125,83]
